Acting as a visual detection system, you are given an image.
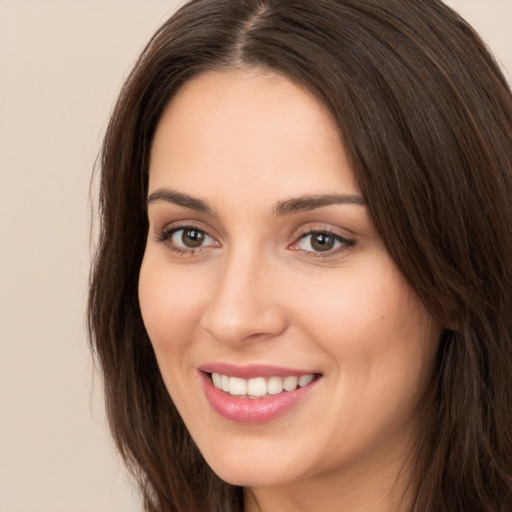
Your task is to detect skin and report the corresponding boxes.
[139,69,443,512]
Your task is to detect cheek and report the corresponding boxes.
[138,255,208,357]
[289,267,393,351]
[291,263,440,391]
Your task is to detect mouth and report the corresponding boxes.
[199,364,322,423]
[209,372,317,398]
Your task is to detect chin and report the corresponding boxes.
[202,447,302,488]
[215,467,291,488]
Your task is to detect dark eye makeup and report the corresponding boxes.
[153,224,356,258]
[292,230,355,255]
[154,225,219,255]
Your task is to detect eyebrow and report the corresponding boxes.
[147,188,365,216]
[272,193,365,216]
[147,188,214,214]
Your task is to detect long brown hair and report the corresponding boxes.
[88,1,512,510]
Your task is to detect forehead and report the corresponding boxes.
[149,69,360,203]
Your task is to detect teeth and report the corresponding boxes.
[267,376,283,395]
[210,372,316,397]
[229,377,247,396]
[298,374,314,387]
[283,376,298,391]
[212,373,222,388]
[221,374,230,392]
[247,377,267,397]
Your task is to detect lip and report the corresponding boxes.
[199,364,321,424]
[199,362,318,379]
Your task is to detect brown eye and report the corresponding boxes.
[180,228,205,248]
[164,227,218,251]
[309,233,336,252]
[294,230,354,255]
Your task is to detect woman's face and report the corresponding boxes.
[139,69,442,493]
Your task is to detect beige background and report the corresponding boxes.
[0,1,510,511]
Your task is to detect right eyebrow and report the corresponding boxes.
[272,193,365,216]
[147,188,213,214]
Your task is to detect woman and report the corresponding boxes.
[88,0,512,510]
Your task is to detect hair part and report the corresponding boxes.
[89,1,512,510]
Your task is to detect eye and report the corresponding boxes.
[291,230,355,255]
[171,228,212,248]
[155,226,219,253]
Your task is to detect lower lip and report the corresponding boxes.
[200,372,319,424]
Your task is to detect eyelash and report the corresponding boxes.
[291,228,355,258]
[154,225,217,256]
[154,225,355,258]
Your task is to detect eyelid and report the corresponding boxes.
[151,220,355,258]
[152,218,217,240]
[288,224,356,256]
[153,221,221,254]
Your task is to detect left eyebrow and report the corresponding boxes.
[273,193,365,216]
[147,188,214,214]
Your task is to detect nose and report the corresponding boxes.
[200,249,287,345]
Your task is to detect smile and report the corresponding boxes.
[210,373,315,397]
[199,365,321,423]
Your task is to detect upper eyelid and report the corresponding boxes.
[159,225,217,242]
[156,219,218,237]
[293,222,355,239]
[172,227,217,246]
[153,226,219,255]
[298,229,348,240]
[162,223,208,234]
[293,230,354,247]
[153,221,355,247]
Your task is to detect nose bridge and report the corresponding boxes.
[201,244,285,344]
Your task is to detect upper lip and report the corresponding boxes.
[199,362,320,379]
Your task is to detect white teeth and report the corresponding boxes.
[247,377,267,397]
[267,376,283,395]
[283,376,298,391]
[221,374,230,392]
[212,372,222,388]
[229,377,247,396]
[298,374,314,387]
[211,372,316,397]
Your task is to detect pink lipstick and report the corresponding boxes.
[199,363,321,424]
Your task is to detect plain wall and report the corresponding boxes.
[0,1,510,511]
